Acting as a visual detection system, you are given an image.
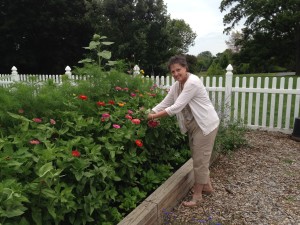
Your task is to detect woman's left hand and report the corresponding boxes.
[147,114,154,120]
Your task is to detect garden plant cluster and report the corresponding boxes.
[0,69,192,225]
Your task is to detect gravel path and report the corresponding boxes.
[166,130,300,225]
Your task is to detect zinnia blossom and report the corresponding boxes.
[32,118,42,123]
[50,119,56,125]
[123,87,129,91]
[72,150,81,157]
[127,110,133,114]
[131,119,141,125]
[18,109,24,114]
[29,139,40,145]
[130,93,136,97]
[135,139,143,147]
[102,113,110,118]
[113,124,121,129]
[115,86,122,91]
[78,95,88,100]
[108,100,115,105]
[97,101,106,106]
[148,120,160,128]
[118,102,126,107]
[125,114,133,120]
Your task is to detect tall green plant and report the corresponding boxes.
[78,34,116,69]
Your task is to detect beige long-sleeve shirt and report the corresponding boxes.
[152,74,219,135]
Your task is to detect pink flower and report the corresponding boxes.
[131,119,141,125]
[127,110,134,114]
[102,113,110,118]
[72,150,81,157]
[50,119,56,125]
[32,118,42,123]
[130,93,136,97]
[115,86,122,91]
[29,139,40,145]
[125,114,133,120]
[123,87,129,91]
[18,109,24,114]
[113,124,121,129]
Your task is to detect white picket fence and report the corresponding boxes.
[1,65,300,134]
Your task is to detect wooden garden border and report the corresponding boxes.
[117,158,194,225]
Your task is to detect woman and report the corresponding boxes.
[147,55,219,207]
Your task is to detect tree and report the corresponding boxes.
[196,51,214,72]
[225,31,243,53]
[220,0,300,75]
[85,0,196,75]
[0,0,94,73]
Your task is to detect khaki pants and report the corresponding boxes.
[185,118,218,184]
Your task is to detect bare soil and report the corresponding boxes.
[169,130,300,225]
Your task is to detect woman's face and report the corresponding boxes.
[170,63,188,84]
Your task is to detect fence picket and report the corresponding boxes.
[255,77,261,126]
[269,78,277,128]
[234,77,239,121]
[248,77,254,126]
[285,78,293,129]
[277,78,285,129]
[262,77,269,127]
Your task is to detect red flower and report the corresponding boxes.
[32,118,42,123]
[78,95,88,100]
[108,100,115,105]
[147,120,160,128]
[131,119,141,125]
[115,86,122,91]
[72,150,81,157]
[135,140,143,147]
[97,101,106,106]
[125,114,133,120]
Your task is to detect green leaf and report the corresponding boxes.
[101,41,114,45]
[88,41,100,49]
[37,162,53,177]
[98,51,111,60]
[32,207,42,225]
[78,58,94,64]
[106,61,117,66]
[4,208,26,218]
[41,189,56,199]
[104,122,111,130]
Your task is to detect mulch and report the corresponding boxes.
[166,130,300,225]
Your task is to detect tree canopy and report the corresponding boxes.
[86,0,196,75]
[220,0,300,74]
[0,0,196,75]
[0,0,94,73]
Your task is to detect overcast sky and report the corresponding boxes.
[164,0,243,56]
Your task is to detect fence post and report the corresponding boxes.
[133,65,140,77]
[65,66,72,79]
[224,64,233,122]
[11,66,19,82]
